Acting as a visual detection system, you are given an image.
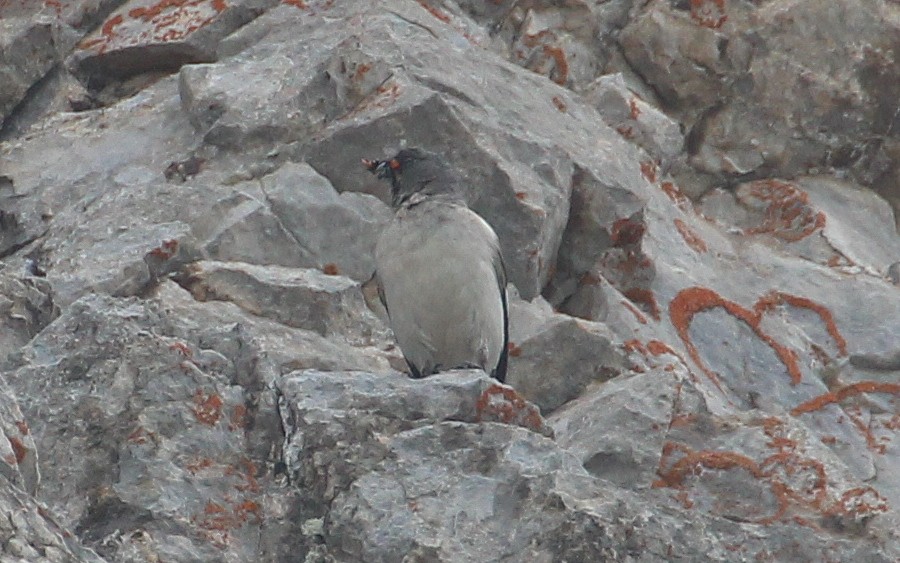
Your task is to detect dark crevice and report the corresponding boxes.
[0,65,64,142]
[1,0,130,140]
[610,42,674,114]
[0,235,42,261]
[415,75,480,108]
[67,2,276,110]
[684,102,723,157]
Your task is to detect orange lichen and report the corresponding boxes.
[204,501,227,515]
[476,384,545,433]
[186,457,215,474]
[322,263,340,275]
[507,342,522,357]
[416,0,450,22]
[847,410,886,454]
[228,404,249,431]
[668,414,697,428]
[282,0,306,7]
[521,29,552,48]
[148,239,179,260]
[640,160,657,183]
[740,180,826,242]
[539,45,569,85]
[610,217,645,246]
[660,181,691,211]
[71,0,228,51]
[127,427,150,444]
[669,287,803,389]
[621,300,648,324]
[43,0,64,16]
[8,437,27,464]
[754,291,847,356]
[654,442,766,494]
[623,287,661,321]
[690,0,727,29]
[623,339,648,355]
[228,458,260,493]
[654,425,842,526]
[192,390,224,426]
[551,96,567,112]
[14,420,28,435]
[674,219,708,253]
[615,125,635,139]
[578,272,603,286]
[101,13,124,37]
[675,490,694,509]
[169,341,193,358]
[233,499,262,523]
[647,340,678,357]
[514,191,527,200]
[130,0,203,20]
[194,492,262,549]
[790,381,900,415]
[885,414,900,431]
[629,98,641,120]
[352,63,371,81]
[824,487,888,519]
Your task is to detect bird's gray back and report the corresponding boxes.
[375,199,506,377]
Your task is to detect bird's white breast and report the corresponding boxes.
[375,199,505,375]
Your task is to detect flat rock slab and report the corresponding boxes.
[178,260,386,345]
[71,0,278,78]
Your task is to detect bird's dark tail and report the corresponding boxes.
[493,289,509,383]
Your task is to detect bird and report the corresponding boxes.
[363,148,509,383]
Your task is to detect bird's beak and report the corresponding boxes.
[361,158,392,179]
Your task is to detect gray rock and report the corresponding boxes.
[544,162,649,308]
[2,283,394,561]
[0,0,898,560]
[551,367,684,489]
[0,18,61,126]
[278,370,553,558]
[0,374,40,496]
[618,0,900,204]
[0,268,58,366]
[69,0,278,80]
[176,260,387,345]
[0,476,104,563]
[258,162,392,282]
[584,73,685,166]
[507,294,625,413]
[326,420,895,562]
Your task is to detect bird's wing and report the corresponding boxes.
[376,271,388,314]
[492,243,509,384]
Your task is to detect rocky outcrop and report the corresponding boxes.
[0,0,898,561]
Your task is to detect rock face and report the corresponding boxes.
[1,0,898,561]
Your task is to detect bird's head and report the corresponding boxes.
[363,148,457,208]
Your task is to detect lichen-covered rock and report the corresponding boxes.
[0,0,898,561]
[69,0,279,79]
[507,294,625,413]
